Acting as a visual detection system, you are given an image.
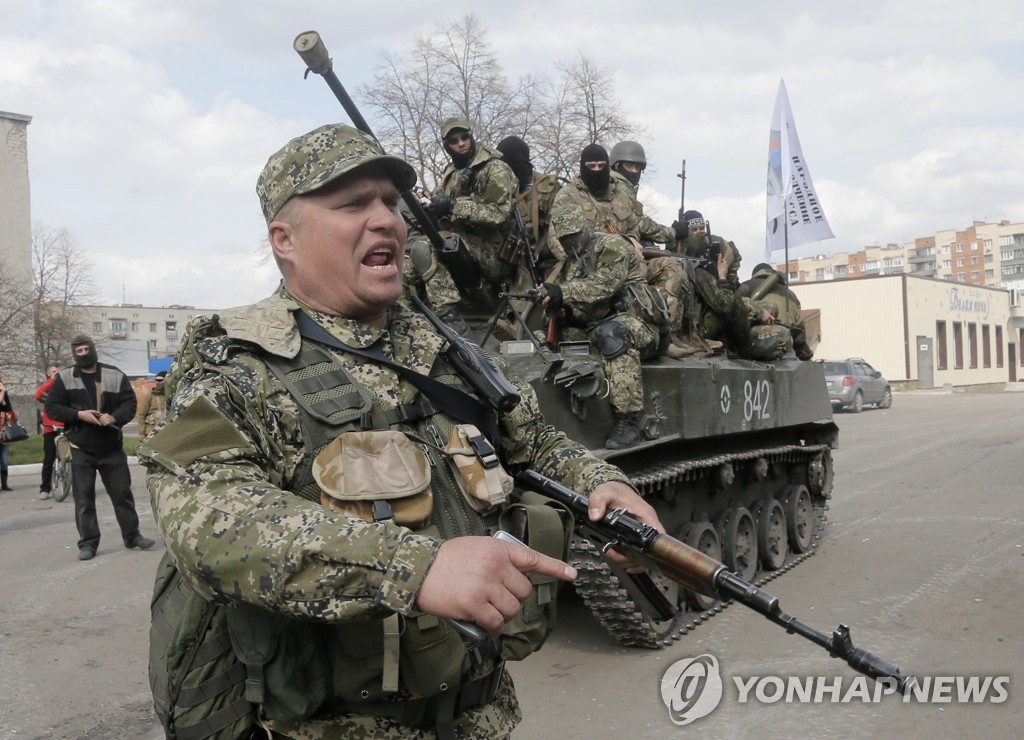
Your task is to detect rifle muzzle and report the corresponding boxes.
[294,31,333,75]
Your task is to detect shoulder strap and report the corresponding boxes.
[293,312,499,442]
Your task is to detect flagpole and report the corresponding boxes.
[784,213,790,319]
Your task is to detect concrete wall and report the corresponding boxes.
[793,274,1016,388]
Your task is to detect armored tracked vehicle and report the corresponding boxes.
[494,330,838,647]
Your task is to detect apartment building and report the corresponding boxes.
[777,219,1024,295]
[69,303,220,359]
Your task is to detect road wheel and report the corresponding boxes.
[751,499,788,570]
[848,391,864,413]
[717,507,758,582]
[783,484,814,553]
[680,521,722,611]
[878,387,892,409]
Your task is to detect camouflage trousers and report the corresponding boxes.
[402,249,463,315]
[742,323,793,361]
[646,257,692,336]
[565,314,658,415]
[462,234,517,286]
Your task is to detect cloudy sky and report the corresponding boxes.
[3,0,1023,309]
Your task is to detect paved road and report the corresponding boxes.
[1,392,1020,738]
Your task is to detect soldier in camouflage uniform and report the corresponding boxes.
[678,209,743,285]
[495,135,562,265]
[554,144,691,354]
[539,205,664,449]
[692,250,793,361]
[426,117,519,288]
[140,123,661,739]
[739,263,814,360]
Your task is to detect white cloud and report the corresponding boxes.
[2,0,1023,307]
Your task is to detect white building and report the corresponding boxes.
[792,274,1022,390]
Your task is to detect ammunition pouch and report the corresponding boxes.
[497,230,527,266]
[619,282,670,327]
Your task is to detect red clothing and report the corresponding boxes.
[34,377,64,433]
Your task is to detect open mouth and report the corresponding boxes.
[362,246,396,271]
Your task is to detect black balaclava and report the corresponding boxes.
[497,136,533,190]
[579,144,610,193]
[70,334,98,368]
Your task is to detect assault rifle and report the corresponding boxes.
[517,469,917,695]
[504,289,561,346]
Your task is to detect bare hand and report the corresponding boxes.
[760,309,775,325]
[716,254,729,280]
[587,481,665,573]
[77,409,102,426]
[416,536,577,635]
[96,413,117,426]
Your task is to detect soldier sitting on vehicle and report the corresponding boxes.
[678,209,743,285]
[739,263,814,360]
[538,205,666,449]
[692,242,793,361]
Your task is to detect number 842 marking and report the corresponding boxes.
[720,380,772,421]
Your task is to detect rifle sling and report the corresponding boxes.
[293,311,499,441]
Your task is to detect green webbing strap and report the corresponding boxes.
[171,698,253,740]
[293,311,499,442]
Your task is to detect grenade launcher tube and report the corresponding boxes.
[293,30,448,254]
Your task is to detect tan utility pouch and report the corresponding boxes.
[55,434,73,463]
[445,424,513,513]
[312,431,433,528]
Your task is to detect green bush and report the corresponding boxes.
[5,434,141,465]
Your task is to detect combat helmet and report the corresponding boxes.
[609,140,647,168]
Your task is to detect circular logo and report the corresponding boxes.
[720,385,731,414]
[660,654,724,726]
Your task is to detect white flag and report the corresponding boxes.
[764,79,834,262]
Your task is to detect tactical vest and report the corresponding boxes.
[149,337,569,738]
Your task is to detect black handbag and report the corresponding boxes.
[1,420,29,443]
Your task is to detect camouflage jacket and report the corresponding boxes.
[439,143,518,250]
[516,171,562,258]
[679,232,743,284]
[692,266,751,349]
[558,233,652,329]
[740,268,813,359]
[551,172,674,245]
[139,289,632,734]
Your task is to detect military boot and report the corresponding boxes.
[605,413,641,450]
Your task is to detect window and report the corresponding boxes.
[971,256,979,265]
[956,258,964,267]
[971,241,978,250]
[956,243,964,252]
[165,321,177,334]
[984,240,993,252]
[936,321,948,370]
[957,274,967,282]
[954,323,964,369]
[865,260,880,270]
[968,323,978,368]
[986,269,994,279]
[985,254,993,263]
[111,320,125,332]
[942,245,950,254]
[982,325,991,368]
[996,326,1003,368]
[971,271,979,281]
[149,339,158,350]
[92,321,102,332]
[943,259,951,268]
[149,323,157,332]
[835,265,846,275]
[131,322,141,332]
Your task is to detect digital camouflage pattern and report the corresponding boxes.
[679,231,743,284]
[438,143,518,283]
[141,287,633,738]
[556,232,660,415]
[256,123,417,224]
[516,171,562,260]
[401,231,463,315]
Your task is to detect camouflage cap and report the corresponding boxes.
[256,123,417,224]
[440,116,472,139]
[549,204,586,239]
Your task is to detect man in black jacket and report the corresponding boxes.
[45,335,156,561]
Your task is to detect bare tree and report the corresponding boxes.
[0,260,35,380]
[359,15,642,190]
[30,223,95,371]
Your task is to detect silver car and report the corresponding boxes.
[823,358,892,412]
